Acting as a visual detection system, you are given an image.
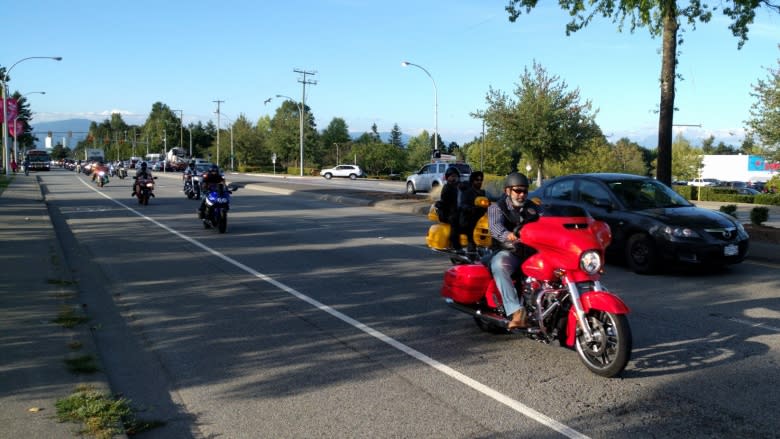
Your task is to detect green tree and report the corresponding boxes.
[505,0,780,186]
[463,134,514,176]
[671,134,703,182]
[267,100,317,171]
[319,117,352,165]
[389,123,404,148]
[747,45,780,160]
[406,130,434,170]
[351,141,405,176]
[478,61,601,185]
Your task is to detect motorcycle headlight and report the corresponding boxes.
[145,182,154,188]
[579,250,602,275]
[661,226,700,239]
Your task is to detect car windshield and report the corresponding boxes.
[608,179,692,210]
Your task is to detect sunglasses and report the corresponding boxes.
[510,187,528,194]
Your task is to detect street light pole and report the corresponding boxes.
[401,61,438,154]
[220,113,235,172]
[2,56,62,175]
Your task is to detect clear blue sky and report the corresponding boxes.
[5,0,779,147]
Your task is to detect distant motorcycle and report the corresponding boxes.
[134,175,157,205]
[116,165,127,179]
[183,173,201,200]
[97,170,109,187]
[201,183,233,233]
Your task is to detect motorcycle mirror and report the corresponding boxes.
[227,184,239,192]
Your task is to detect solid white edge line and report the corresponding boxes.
[79,177,590,439]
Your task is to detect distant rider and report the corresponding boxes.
[487,172,540,330]
[198,164,226,219]
[132,161,154,197]
[437,166,462,251]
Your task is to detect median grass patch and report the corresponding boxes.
[53,305,88,328]
[56,385,164,438]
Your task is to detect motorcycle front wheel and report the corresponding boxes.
[218,211,227,233]
[575,310,632,378]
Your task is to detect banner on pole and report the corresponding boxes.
[1,98,19,123]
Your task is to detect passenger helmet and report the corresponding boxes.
[504,172,529,188]
[444,166,460,178]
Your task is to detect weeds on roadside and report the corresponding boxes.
[53,305,88,328]
[56,385,164,438]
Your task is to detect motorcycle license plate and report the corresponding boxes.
[724,244,738,256]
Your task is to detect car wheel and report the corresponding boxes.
[324,173,333,179]
[626,233,659,274]
[406,181,416,194]
[349,174,357,180]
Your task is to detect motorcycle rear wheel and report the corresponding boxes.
[575,310,632,378]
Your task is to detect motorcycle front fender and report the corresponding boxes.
[564,291,630,347]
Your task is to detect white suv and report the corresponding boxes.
[320,164,364,180]
[405,162,472,194]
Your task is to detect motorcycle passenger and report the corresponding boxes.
[487,172,540,330]
[132,161,154,197]
[458,171,486,253]
[436,166,462,251]
[198,164,226,219]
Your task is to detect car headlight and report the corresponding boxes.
[662,226,701,239]
[580,250,602,275]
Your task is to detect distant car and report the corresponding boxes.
[319,164,364,180]
[736,187,760,195]
[689,178,720,187]
[405,161,472,194]
[530,173,749,274]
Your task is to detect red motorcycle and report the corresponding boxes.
[440,203,632,377]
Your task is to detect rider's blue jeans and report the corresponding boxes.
[490,249,522,316]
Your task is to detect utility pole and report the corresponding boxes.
[213,100,223,165]
[294,69,316,176]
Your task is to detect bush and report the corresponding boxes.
[719,204,738,218]
[751,206,769,226]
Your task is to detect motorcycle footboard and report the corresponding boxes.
[445,299,506,325]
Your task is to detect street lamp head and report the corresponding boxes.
[401,61,410,67]
[53,57,63,61]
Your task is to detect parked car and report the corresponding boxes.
[405,161,472,194]
[529,173,749,274]
[689,178,720,187]
[736,187,760,195]
[319,164,364,180]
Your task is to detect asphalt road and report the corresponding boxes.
[40,169,780,438]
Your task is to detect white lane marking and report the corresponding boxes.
[79,178,590,439]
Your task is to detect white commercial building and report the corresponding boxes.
[700,155,778,184]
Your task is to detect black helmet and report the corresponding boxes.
[208,164,219,173]
[504,172,529,188]
[140,161,148,169]
[189,160,196,166]
[444,166,460,178]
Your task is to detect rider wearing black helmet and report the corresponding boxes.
[486,172,540,330]
[132,161,153,196]
[198,164,226,219]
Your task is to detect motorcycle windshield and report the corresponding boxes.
[521,203,611,271]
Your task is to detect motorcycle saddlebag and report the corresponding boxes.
[441,264,491,303]
[426,223,451,250]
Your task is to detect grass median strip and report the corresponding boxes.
[56,385,164,438]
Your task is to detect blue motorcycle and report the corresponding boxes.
[202,183,232,233]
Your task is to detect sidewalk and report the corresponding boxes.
[0,174,116,438]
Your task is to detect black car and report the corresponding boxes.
[529,173,749,274]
